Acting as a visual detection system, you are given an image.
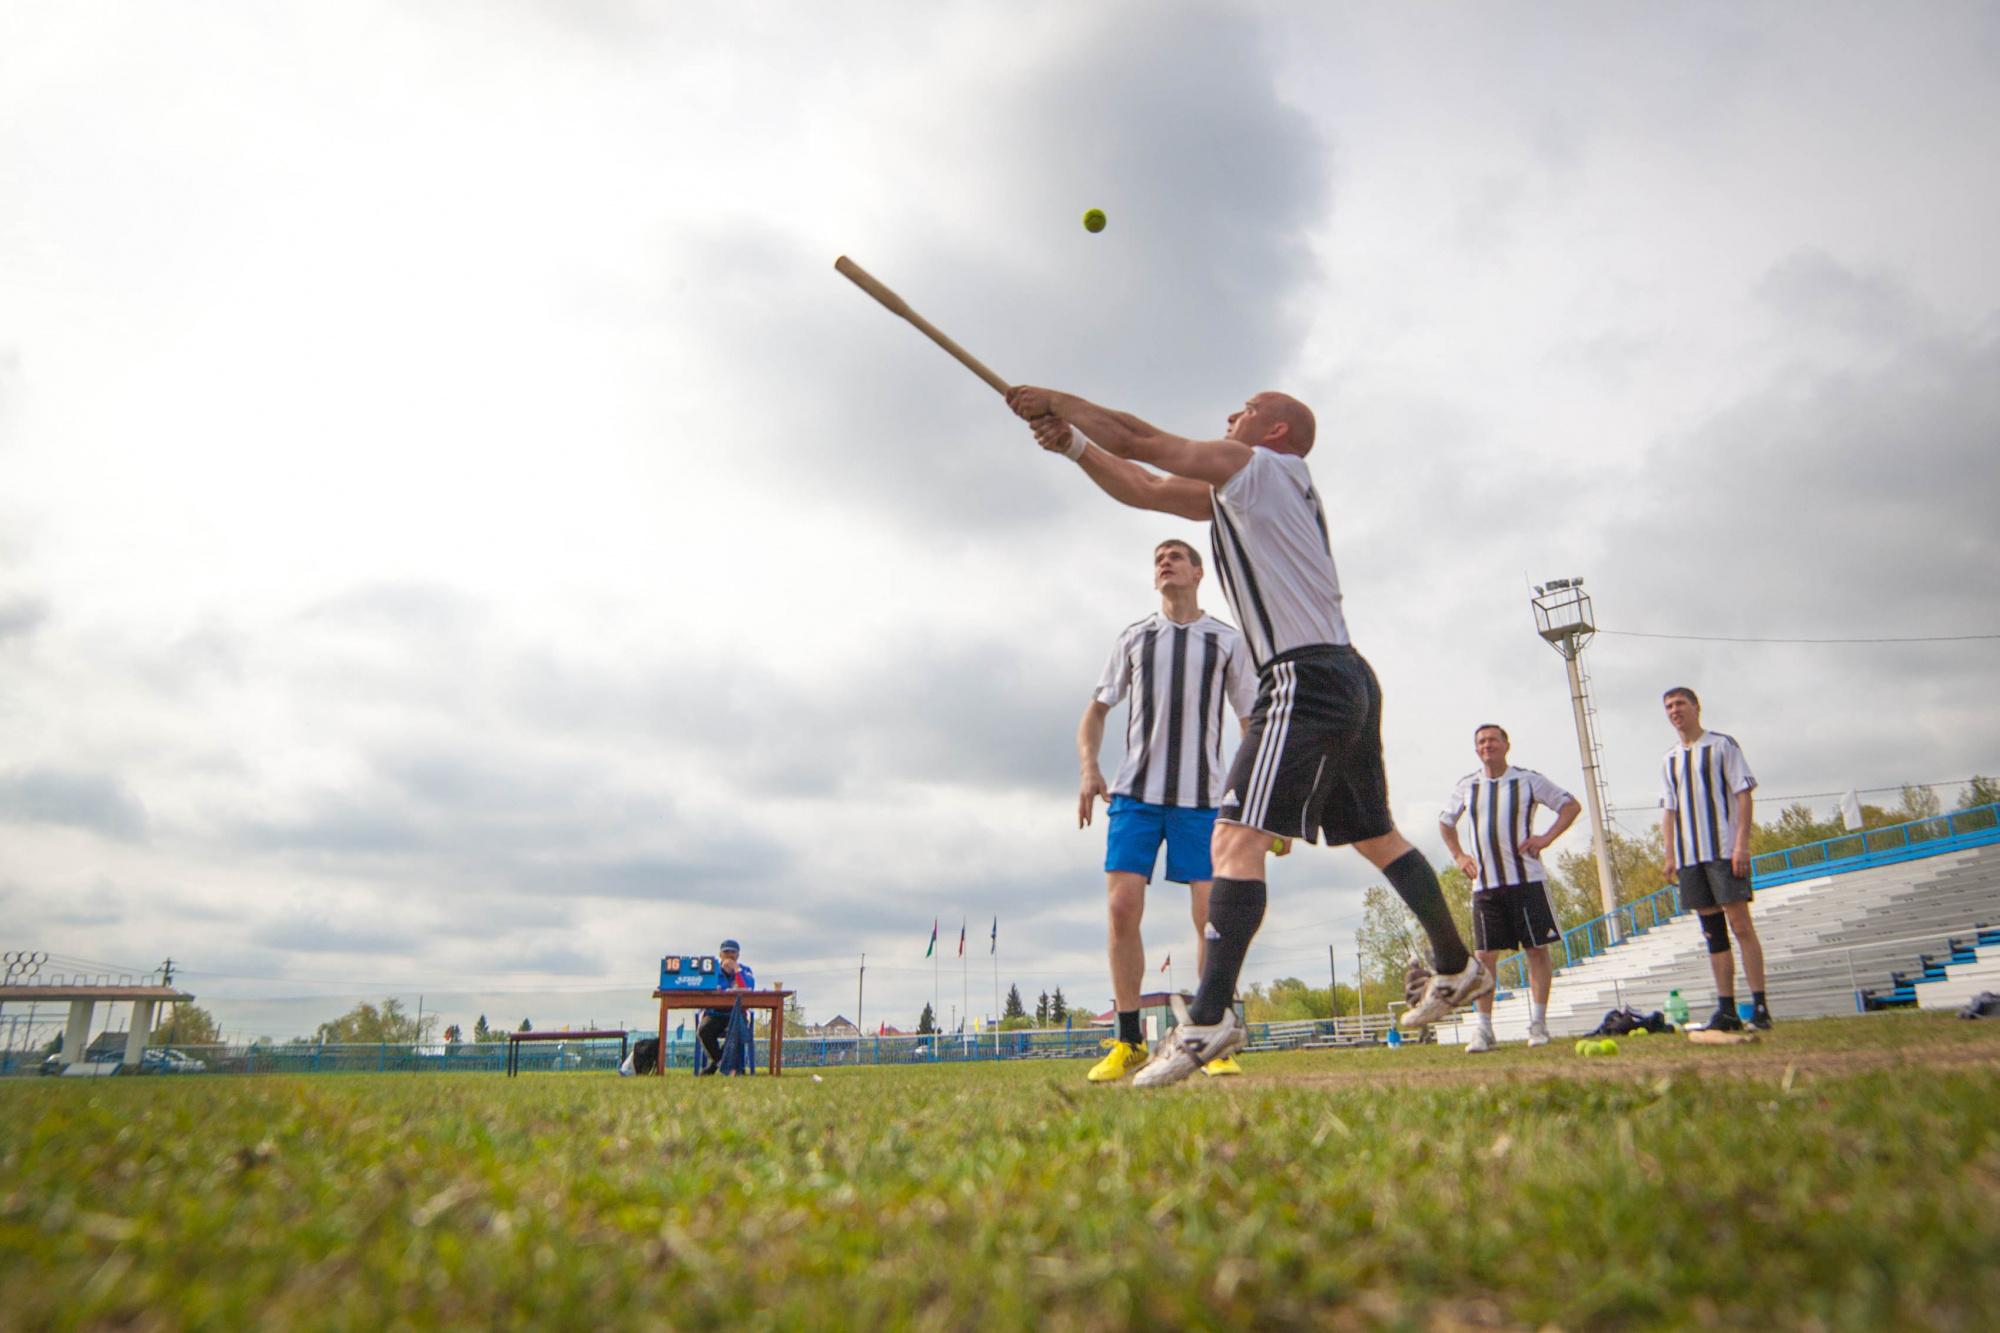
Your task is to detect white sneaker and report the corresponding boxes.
[1465,1026,1497,1054]
[1400,957,1495,1029]
[1526,1020,1551,1048]
[1131,995,1247,1088]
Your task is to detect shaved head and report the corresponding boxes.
[1260,392,1316,456]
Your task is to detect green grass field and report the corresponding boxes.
[4,1012,1998,1330]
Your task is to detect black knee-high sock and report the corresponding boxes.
[1189,878,1265,1025]
[1384,849,1470,975]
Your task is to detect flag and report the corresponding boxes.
[958,920,966,957]
[990,917,997,955]
[1159,954,1171,973]
[925,919,937,957]
[1841,788,1864,831]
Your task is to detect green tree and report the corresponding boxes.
[154,1002,221,1047]
[1049,988,1069,1026]
[517,1018,533,1033]
[1003,983,1026,1021]
[917,1003,936,1035]
[1750,802,1846,855]
[1958,776,2000,810]
[1553,822,1668,914]
[1895,784,1942,822]
[1242,977,1359,1023]
[442,1024,462,1044]
[1035,990,1050,1027]
[473,1014,493,1043]
[1355,884,1430,993]
[314,998,430,1045]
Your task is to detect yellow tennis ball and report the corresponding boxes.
[1271,836,1292,857]
[1597,1038,1620,1056]
[1575,1039,1595,1056]
[1082,208,1107,233]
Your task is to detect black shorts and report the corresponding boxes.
[1218,645,1393,846]
[1678,860,1754,909]
[1471,881,1562,953]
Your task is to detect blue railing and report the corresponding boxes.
[1749,802,2000,886]
[1494,802,2000,990]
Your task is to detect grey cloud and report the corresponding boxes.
[302,581,489,636]
[667,6,1330,540]
[251,913,422,956]
[237,804,427,857]
[0,767,148,840]
[1756,250,1929,343]
[1574,303,2000,807]
[497,943,605,976]
[0,594,49,643]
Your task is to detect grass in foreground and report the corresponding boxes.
[3,1013,1998,1330]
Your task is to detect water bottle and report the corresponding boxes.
[1666,989,1690,1029]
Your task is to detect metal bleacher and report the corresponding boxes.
[1458,838,2000,1044]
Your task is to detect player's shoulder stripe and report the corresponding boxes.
[1707,732,1739,746]
[1456,770,1482,785]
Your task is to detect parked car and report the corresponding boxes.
[142,1047,208,1073]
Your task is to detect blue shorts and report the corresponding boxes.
[1105,795,1218,884]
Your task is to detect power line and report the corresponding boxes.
[1600,628,2000,645]
[1607,776,1986,815]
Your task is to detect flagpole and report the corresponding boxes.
[960,919,967,1048]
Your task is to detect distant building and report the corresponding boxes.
[805,1014,860,1038]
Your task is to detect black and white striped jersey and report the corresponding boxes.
[1441,767,1576,890]
[1660,731,1757,865]
[1095,612,1256,808]
[1208,448,1351,670]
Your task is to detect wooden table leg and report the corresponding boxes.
[657,999,667,1077]
[771,998,783,1077]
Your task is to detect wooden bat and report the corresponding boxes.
[834,256,1011,396]
[1686,1028,1759,1045]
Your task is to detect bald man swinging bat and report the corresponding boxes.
[1007,385,1491,1088]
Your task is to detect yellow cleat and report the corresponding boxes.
[1201,1055,1244,1077]
[1087,1039,1148,1082]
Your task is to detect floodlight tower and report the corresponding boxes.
[1532,578,1621,941]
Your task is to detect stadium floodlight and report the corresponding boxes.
[1532,578,1621,940]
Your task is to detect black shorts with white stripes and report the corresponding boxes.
[1472,881,1562,953]
[1217,645,1393,846]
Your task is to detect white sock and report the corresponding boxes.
[1529,1001,1547,1025]
[1478,1013,1495,1036]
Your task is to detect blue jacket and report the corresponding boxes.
[704,962,755,1019]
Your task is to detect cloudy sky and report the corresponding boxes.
[4,2,1997,1042]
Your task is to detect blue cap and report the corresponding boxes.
[719,939,741,954]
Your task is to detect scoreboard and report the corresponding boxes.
[659,954,727,991]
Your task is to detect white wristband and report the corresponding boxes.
[1064,430,1088,462]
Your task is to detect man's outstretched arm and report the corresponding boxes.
[1009,385,1252,489]
[1026,414,1212,521]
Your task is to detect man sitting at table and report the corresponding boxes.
[697,939,757,1075]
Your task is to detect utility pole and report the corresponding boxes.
[1328,946,1339,1020]
[158,958,175,1037]
[857,954,865,1036]
[1532,577,1622,940]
